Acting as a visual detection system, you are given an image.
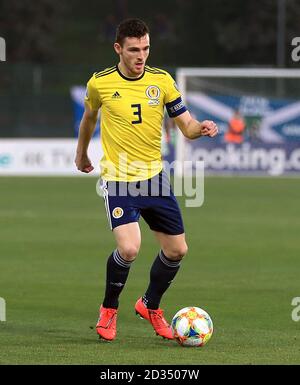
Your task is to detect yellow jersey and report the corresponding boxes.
[84,65,186,181]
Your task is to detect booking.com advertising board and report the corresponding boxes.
[185,92,300,176]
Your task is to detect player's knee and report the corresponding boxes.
[182,243,188,257]
[119,245,140,261]
[176,243,188,259]
[165,242,188,260]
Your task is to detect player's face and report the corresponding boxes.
[115,34,150,77]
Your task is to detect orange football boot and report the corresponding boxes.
[96,305,117,341]
[135,298,173,340]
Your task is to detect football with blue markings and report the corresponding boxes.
[171,307,213,347]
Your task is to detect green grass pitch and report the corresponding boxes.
[0,176,300,364]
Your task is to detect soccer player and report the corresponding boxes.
[75,18,218,341]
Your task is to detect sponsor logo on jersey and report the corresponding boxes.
[112,91,122,99]
[112,207,124,218]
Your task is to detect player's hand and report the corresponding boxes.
[75,153,94,173]
[200,120,218,137]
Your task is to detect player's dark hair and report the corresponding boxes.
[115,18,149,46]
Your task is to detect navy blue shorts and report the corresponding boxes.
[99,171,184,235]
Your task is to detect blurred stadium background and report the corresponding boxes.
[1,0,300,365]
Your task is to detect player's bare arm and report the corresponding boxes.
[174,110,218,139]
[75,104,98,173]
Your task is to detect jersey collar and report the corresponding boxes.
[116,64,145,81]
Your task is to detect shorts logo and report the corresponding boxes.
[146,85,160,99]
[112,207,124,219]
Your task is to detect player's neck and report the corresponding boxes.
[117,63,143,79]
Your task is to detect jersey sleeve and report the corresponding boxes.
[164,72,187,118]
[84,74,102,111]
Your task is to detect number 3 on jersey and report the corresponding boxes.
[131,104,142,124]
